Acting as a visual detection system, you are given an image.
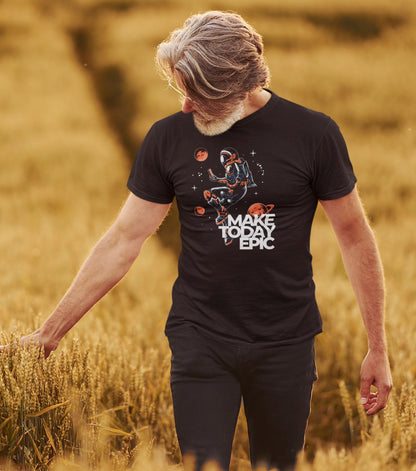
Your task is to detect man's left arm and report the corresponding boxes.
[320,187,393,415]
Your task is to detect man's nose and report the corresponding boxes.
[182,98,196,114]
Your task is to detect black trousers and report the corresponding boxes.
[166,324,317,471]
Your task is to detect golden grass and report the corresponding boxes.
[0,0,415,469]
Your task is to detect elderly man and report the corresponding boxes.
[5,11,392,471]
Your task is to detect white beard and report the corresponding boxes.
[192,102,245,136]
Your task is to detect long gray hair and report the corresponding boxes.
[156,11,270,107]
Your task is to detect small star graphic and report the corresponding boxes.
[250,150,256,157]
[192,185,197,191]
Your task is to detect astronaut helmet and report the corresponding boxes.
[220,147,239,167]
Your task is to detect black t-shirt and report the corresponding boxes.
[127,91,357,345]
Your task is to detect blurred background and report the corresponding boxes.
[0,0,415,469]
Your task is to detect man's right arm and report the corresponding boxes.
[5,193,171,357]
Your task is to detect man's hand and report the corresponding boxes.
[360,349,393,415]
[0,331,58,359]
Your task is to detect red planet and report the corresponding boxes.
[194,206,206,216]
[194,147,208,161]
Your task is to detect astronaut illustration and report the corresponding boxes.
[204,147,256,245]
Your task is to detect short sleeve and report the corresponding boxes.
[127,124,174,204]
[312,119,357,200]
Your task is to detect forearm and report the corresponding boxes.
[38,226,142,345]
[339,223,387,351]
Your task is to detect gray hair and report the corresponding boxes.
[156,11,270,104]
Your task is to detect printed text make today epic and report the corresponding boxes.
[219,213,276,250]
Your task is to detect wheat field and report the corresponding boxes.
[0,0,415,469]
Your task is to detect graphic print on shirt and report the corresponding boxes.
[193,146,276,250]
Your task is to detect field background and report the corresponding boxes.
[0,0,415,469]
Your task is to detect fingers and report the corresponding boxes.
[0,344,12,355]
[361,392,377,412]
[364,384,393,415]
[0,340,49,358]
[360,382,393,415]
[0,342,23,355]
[360,376,372,408]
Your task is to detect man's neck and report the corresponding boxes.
[242,89,272,119]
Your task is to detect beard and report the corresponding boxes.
[192,101,245,136]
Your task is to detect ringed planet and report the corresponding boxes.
[247,203,275,216]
